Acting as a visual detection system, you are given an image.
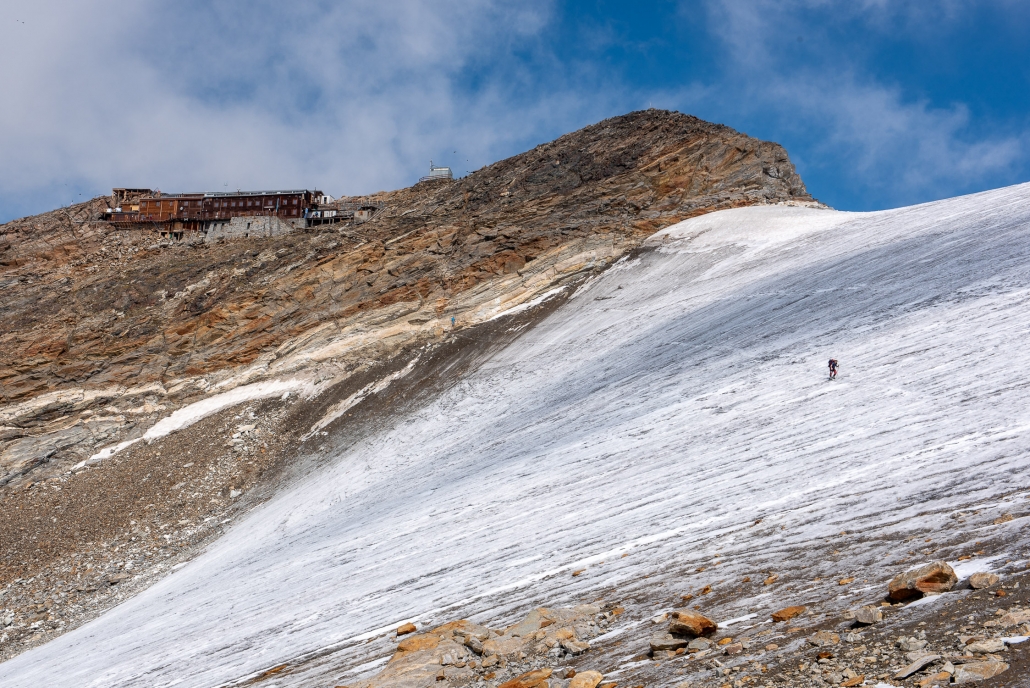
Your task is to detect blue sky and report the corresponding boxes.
[1,1,1028,222]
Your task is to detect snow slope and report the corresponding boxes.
[5,184,1030,687]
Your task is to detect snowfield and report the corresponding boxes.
[4,184,1030,686]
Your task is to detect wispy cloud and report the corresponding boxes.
[1,0,1027,219]
[0,0,612,219]
[697,0,1030,207]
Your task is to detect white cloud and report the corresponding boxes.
[697,0,1030,206]
[0,0,612,218]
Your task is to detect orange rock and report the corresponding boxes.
[668,609,717,636]
[397,634,440,652]
[764,575,778,586]
[841,676,864,687]
[968,572,999,589]
[838,577,854,585]
[396,622,417,635]
[568,670,603,688]
[554,627,575,641]
[498,668,552,688]
[770,606,806,622]
[887,561,957,601]
[572,569,585,577]
[717,637,733,646]
[915,673,951,688]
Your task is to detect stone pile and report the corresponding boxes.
[341,605,615,688]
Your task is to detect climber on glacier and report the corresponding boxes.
[828,358,839,380]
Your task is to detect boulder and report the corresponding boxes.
[506,608,552,637]
[687,637,711,651]
[499,668,553,688]
[990,609,1030,627]
[888,561,957,601]
[397,634,440,653]
[770,606,806,622]
[952,660,1009,684]
[668,609,717,636]
[482,635,525,658]
[854,605,882,625]
[896,637,928,652]
[965,638,1005,654]
[807,631,840,647]
[917,672,952,687]
[968,572,999,589]
[561,638,590,655]
[649,633,688,652]
[722,642,743,655]
[568,670,603,688]
[463,635,484,655]
[396,622,417,636]
[894,654,940,679]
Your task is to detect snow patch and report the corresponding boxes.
[486,286,567,321]
[143,379,313,443]
[77,379,312,468]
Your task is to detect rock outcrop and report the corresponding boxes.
[888,561,958,601]
[668,609,717,636]
[346,606,607,688]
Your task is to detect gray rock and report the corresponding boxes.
[896,636,928,652]
[560,638,589,655]
[650,633,688,652]
[687,637,711,651]
[894,654,940,679]
[965,638,1005,654]
[464,635,484,655]
[808,631,840,647]
[968,572,1000,589]
[854,605,882,625]
[952,660,1009,683]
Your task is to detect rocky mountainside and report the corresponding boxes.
[0,110,812,663]
[1,109,809,487]
[4,178,1030,688]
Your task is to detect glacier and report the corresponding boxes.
[3,184,1030,686]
